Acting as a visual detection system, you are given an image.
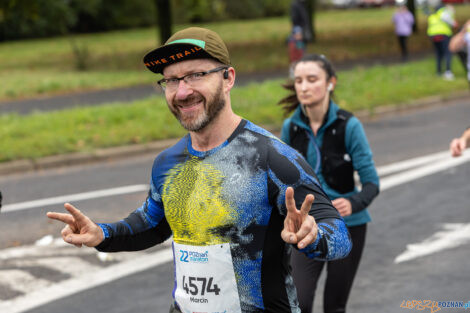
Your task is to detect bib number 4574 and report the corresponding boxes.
[182,276,221,296]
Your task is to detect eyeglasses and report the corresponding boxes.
[157,66,229,91]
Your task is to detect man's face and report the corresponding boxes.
[162,59,226,132]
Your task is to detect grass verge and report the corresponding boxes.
[1,6,469,101]
[0,56,468,163]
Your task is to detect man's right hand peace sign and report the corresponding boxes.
[47,203,103,248]
[280,187,318,249]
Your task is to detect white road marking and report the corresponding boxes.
[379,152,470,191]
[2,150,468,213]
[376,150,450,177]
[0,246,174,313]
[394,223,470,263]
[1,149,470,312]
[0,270,51,294]
[0,239,151,263]
[0,239,90,260]
[1,184,149,213]
[379,152,470,263]
[12,257,102,276]
[0,151,468,249]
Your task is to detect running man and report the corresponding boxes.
[47,27,352,313]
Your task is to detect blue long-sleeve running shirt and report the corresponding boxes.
[96,119,351,313]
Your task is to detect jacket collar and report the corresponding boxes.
[290,100,340,133]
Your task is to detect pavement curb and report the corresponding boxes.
[0,139,179,176]
[354,90,470,121]
[0,90,469,176]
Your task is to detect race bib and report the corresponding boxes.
[173,242,241,313]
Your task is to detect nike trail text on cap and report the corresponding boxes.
[143,27,231,74]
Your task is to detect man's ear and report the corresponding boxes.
[225,67,236,91]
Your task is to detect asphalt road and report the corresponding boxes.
[0,97,469,313]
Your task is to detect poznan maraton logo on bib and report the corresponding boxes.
[179,248,209,263]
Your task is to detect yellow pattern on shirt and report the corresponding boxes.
[162,156,237,246]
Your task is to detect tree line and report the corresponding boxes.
[0,0,291,42]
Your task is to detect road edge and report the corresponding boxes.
[1,90,468,176]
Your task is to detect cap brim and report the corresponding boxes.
[143,43,213,74]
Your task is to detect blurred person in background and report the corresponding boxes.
[449,20,470,83]
[427,3,458,80]
[288,25,307,78]
[392,2,415,61]
[290,0,312,45]
[278,54,380,313]
[450,127,470,157]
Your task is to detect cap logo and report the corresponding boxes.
[167,38,206,49]
[144,46,203,67]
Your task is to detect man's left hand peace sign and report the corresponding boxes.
[281,187,318,249]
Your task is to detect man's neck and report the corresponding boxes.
[189,106,241,152]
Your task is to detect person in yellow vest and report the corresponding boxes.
[427,4,457,80]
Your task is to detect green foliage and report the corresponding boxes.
[172,0,227,23]
[262,0,291,16]
[1,57,469,163]
[334,58,468,112]
[87,0,155,31]
[1,7,470,99]
[1,0,74,40]
[1,0,291,40]
[0,0,156,41]
[218,0,289,20]
[69,37,90,71]
[66,0,105,33]
[223,0,265,19]
[170,0,290,23]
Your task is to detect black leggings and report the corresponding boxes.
[397,35,408,60]
[291,224,367,313]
